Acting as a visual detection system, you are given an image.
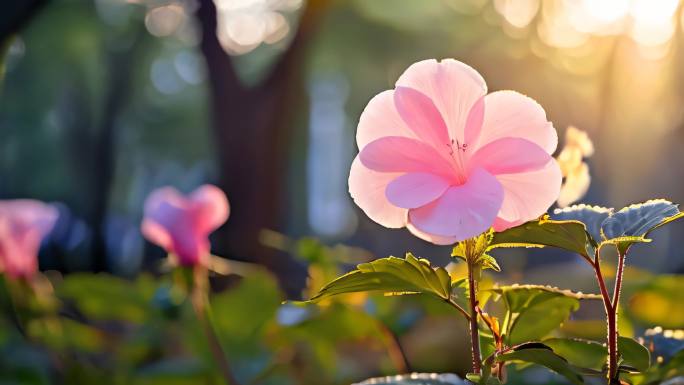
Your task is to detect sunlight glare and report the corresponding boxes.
[494,0,540,29]
[581,0,630,23]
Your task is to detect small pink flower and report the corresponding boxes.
[141,185,229,267]
[349,59,561,244]
[0,200,58,280]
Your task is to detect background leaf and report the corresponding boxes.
[618,336,650,372]
[497,345,583,385]
[543,338,607,371]
[492,285,600,345]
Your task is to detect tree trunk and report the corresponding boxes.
[195,0,326,295]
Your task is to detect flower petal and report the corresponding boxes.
[141,187,190,250]
[393,86,451,148]
[386,172,450,209]
[0,200,58,237]
[0,200,58,279]
[474,90,557,154]
[396,59,487,143]
[494,160,562,225]
[359,136,456,177]
[406,222,459,245]
[468,138,553,175]
[356,90,418,149]
[349,156,407,228]
[464,95,486,146]
[189,184,230,234]
[408,168,503,240]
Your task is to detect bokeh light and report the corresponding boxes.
[214,0,302,55]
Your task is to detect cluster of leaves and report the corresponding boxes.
[305,200,684,385]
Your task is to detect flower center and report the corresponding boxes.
[447,139,468,184]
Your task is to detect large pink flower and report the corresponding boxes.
[141,185,229,266]
[0,200,58,280]
[349,59,561,245]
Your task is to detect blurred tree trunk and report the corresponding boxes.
[195,0,326,295]
[0,0,48,42]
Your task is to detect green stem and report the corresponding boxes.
[467,262,482,375]
[189,267,241,385]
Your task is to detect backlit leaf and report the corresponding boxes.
[552,204,613,243]
[488,218,592,258]
[602,200,680,240]
[304,254,454,303]
[352,373,467,385]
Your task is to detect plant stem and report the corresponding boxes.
[190,267,240,385]
[378,322,409,373]
[467,261,482,375]
[592,248,624,384]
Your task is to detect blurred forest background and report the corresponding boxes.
[4,1,684,384]
[4,0,684,291]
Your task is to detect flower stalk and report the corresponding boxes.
[178,266,240,385]
[463,237,483,375]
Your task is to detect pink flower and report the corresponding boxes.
[0,200,58,280]
[141,185,229,267]
[349,59,561,245]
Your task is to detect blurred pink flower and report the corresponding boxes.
[141,185,229,267]
[349,59,561,244]
[0,200,58,280]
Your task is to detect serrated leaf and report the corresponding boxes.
[478,254,500,272]
[492,285,600,345]
[602,199,680,240]
[352,373,467,385]
[497,346,584,385]
[552,204,613,243]
[619,336,650,372]
[488,217,593,257]
[304,254,453,304]
[543,338,607,371]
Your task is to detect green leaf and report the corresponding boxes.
[452,231,493,262]
[602,199,680,240]
[543,338,607,371]
[492,285,601,345]
[488,217,593,258]
[619,336,650,372]
[352,373,467,385]
[304,254,453,303]
[497,345,583,385]
[56,273,154,323]
[553,204,613,243]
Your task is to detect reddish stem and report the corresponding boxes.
[593,248,625,384]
